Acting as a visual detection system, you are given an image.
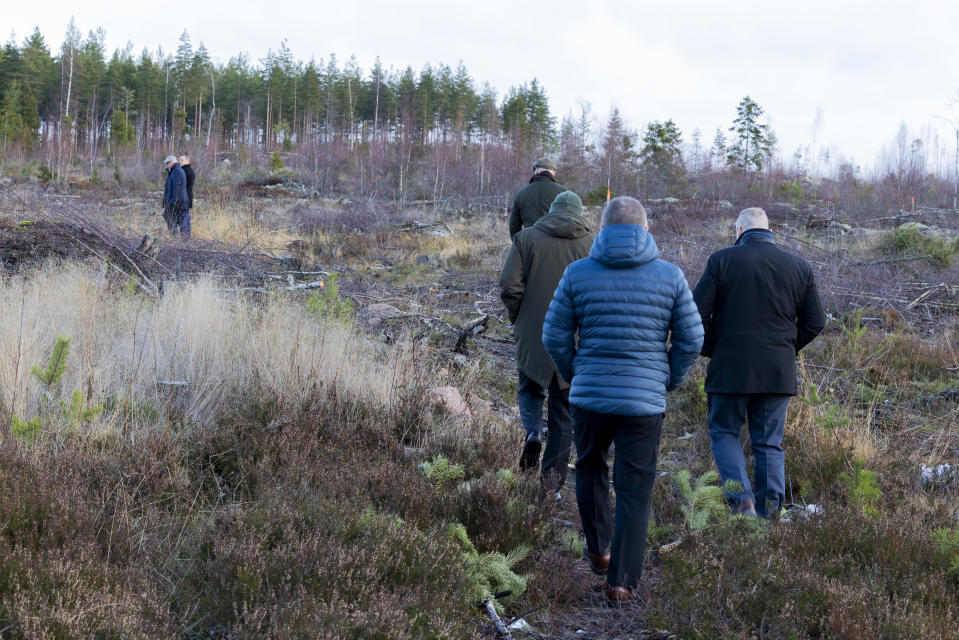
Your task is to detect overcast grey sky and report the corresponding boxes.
[6,0,959,173]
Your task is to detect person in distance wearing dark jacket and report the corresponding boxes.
[499,191,594,490]
[543,197,703,604]
[693,207,825,518]
[508,158,567,239]
[179,154,195,238]
[162,155,189,237]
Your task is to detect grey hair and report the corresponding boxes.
[735,207,768,231]
[601,196,648,228]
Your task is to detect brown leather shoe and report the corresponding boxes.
[605,585,634,605]
[582,542,610,575]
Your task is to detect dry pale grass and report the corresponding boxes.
[189,197,302,251]
[0,262,415,435]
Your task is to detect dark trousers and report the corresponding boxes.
[164,207,190,238]
[573,407,663,590]
[517,370,572,489]
[707,393,790,518]
[177,209,191,238]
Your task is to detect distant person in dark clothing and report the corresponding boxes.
[162,155,189,238]
[509,158,567,239]
[693,207,825,518]
[179,155,195,238]
[543,197,703,604]
[179,155,195,209]
[499,191,593,490]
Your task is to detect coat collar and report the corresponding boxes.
[528,172,557,184]
[735,228,775,246]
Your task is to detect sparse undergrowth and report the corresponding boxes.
[0,193,957,638]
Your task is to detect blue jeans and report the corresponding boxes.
[517,370,572,489]
[707,393,790,518]
[573,407,662,590]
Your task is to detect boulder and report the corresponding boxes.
[428,386,471,416]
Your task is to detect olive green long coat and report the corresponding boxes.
[508,174,567,239]
[499,211,593,388]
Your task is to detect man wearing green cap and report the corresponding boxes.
[499,191,593,490]
[509,158,567,240]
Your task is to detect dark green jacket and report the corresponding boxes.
[499,211,594,388]
[509,174,567,239]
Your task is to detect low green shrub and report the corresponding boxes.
[305,273,354,324]
[876,224,958,267]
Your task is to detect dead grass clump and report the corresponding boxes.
[0,263,410,436]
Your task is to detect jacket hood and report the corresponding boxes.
[590,223,659,268]
[532,210,591,239]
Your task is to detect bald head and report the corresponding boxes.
[735,207,768,236]
[601,196,648,229]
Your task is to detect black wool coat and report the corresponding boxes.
[692,230,825,395]
[508,174,567,239]
[182,164,195,209]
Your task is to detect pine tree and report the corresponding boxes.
[640,119,685,196]
[0,80,28,152]
[726,95,772,173]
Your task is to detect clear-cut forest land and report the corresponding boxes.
[0,26,958,640]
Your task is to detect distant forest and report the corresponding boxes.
[0,22,955,211]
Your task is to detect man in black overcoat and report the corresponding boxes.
[508,158,567,239]
[693,207,825,517]
[162,155,189,236]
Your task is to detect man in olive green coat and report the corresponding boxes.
[509,158,567,239]
[499,191,594,489]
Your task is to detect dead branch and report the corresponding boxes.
[851,255,933,267]
[865,212,923,222]
[454,314,490,353]
[478,599,512,639]
[907,283,950,310]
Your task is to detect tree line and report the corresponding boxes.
[0,22,953,212]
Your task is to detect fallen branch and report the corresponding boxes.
[907,283,949,310]
[478,599,513,639]
[659,537,684,554]
[865,212,923,222]
[283,279,325,291]
[851,255,932,267]
[454,314,490,353]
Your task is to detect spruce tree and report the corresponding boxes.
[726,95,772,173]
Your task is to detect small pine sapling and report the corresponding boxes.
[15,336,103,442]
[446,522,530,611]
[10,415,42,444]
[31,335,70,390]
[676,469,740,532]
[419,454,466,489]
[931,528,959,578]
[305,273,354,324]
[839,459,881,516]
[59,389,103,431]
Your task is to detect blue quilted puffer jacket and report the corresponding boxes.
[543,223,704,416]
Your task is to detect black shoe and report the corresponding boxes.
[519,434,542,471]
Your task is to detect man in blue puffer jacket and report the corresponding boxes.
[543,196,703,603]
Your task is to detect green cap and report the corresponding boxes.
[533,157,558,171]
[548,191,584,216]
